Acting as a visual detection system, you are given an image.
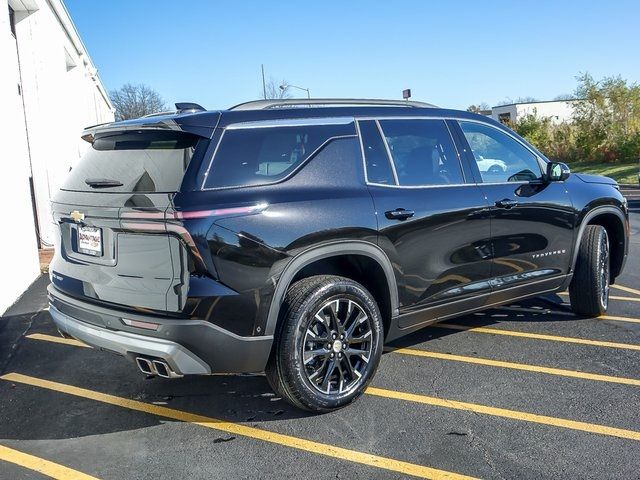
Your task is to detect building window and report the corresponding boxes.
[9,6,16,37]
[498,113,511,124]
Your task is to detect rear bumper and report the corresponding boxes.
[48,285,274,374]
[49,305,211,375]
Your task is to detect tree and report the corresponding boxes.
[262,77,291,100]
[110,83,167,121]
[467,102,490,113]
[572,73,640,162]
[496,96,539,106]
[553,93,576,101]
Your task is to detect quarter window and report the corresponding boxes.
[378,119,463,186]
[459,121,542,183]
[204,123,354,189]
[359,120,395,185]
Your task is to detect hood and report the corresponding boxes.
[573,173,618,186]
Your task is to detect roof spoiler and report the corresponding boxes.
[80,118,184,143]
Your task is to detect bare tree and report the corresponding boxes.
[262,77,292,99]
[553,93,576,101]
[467,102,491,113]
[110,83,167,120]
[496,96,539,106]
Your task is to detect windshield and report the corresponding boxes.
[62,130,207,193]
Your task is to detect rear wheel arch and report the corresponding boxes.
[265,242,399,337]
[572,206,627,280]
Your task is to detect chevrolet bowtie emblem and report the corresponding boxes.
[70,210,85,223]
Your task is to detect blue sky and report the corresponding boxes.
[65,0,640,111]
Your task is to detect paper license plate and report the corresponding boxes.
[78,226,102,256]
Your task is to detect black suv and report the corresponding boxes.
[49,99,629,412]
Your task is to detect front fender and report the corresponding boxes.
[570,204,629,279]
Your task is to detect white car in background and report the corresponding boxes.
[476,156,507,173]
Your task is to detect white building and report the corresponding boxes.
[0,0,114,313]
[491,99,580,125]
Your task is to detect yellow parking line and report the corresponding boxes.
[28,331,640,398]
[26,333,90,348]
[611,284,640,297]
[492,307,640,325]
[0,373,475,480]
[388,348,640,387]
[599,315,640,324]
[557,292,640,303]
[0,444,99,480]
[365,387,640,442]
[437,323,640,351]
[607,295,640,302]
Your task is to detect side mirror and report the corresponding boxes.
[547,162,570,182]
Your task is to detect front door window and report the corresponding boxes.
[459,121,542,183]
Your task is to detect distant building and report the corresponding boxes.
[491,99,580,125]
[1,0,114,313]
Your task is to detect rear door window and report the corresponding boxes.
[378,119,464,186]
[202,121,355,189]
[62,130,206,193]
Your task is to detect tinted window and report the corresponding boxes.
[204,123,354,189]
[9,6,16,37]
[62,130,204,193]
[359,120,395,185]
[378,119,463,186]
[459,121,542,183]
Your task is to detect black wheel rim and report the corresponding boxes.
[302,298,373,395]
[600,232,610,309]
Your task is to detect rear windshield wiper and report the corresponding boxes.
[85,178,124,188]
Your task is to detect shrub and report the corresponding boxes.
[508,74,640,165]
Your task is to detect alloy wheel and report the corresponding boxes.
[302,298,373,395]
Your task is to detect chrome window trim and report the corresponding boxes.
[366,182,477,190]
[225,117,355,130]
[355,115,548,188]
[200,132,357,191]
[457,119,546,182]
[361,117,467,189]
[201,117,356,190]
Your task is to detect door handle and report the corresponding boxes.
[385,208,415,221]
[495,199,518,210]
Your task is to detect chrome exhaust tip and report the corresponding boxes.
[152,359,182,379]
[135,357,155,376]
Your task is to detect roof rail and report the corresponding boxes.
[228,98,436,111]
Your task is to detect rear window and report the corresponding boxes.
[62,130,206,193]
[202,122,354,189]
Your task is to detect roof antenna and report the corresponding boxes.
[175,102,206,113]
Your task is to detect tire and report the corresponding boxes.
[569,225,610,317]
[266,275,383,412]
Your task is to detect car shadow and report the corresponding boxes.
[385,294,582,351]
[0,285,589,442]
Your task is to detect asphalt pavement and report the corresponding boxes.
[0,202,639,479]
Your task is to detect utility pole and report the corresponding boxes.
[261,64,267,99]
